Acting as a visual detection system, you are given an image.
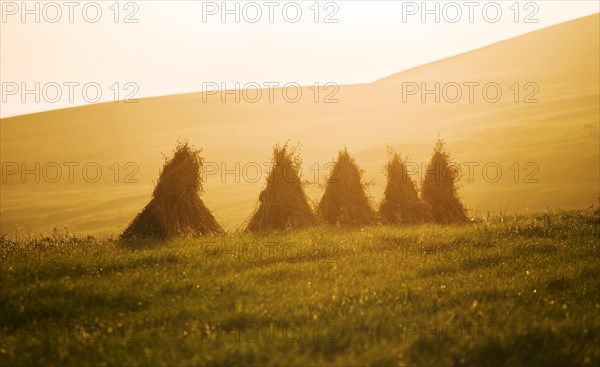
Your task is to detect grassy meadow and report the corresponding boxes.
[1,210,599,366]
[1,12,599,367]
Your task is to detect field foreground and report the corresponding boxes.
[1,211,599,366]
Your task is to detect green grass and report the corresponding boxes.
[1,211,599,366]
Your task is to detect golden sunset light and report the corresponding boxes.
[1,1,599,366]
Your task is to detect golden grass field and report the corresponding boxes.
[1,14,598,235]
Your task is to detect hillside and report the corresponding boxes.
[1,14,598,234]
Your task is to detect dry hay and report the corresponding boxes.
[421,139,469,224]
[246,144,317,232]
[121,142,224,239]
[379,150,434,224]
[317,148,376,226]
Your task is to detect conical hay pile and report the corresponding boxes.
[379,152,434,224]
[246,144,317,231]
[121,142,224,239]
[421,139,469,224]
[318,148,376,226]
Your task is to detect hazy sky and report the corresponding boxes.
[1,1,598,117]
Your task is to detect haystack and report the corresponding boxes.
[421,139,469,224]
[246,144,317,231]
[379,151,434,224]
[317,148,376,226]
[121,142,224,239]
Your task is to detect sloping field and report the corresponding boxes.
[1,14,598,234]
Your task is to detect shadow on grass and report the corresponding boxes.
[117,237,172,250]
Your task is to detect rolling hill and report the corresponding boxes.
[1,14,598,235]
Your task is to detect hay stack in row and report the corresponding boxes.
[317,148,377,226]
[121,139,469,238]
[379,151,434,224]
[121,142,223,240]
[421,139,469,224]
[245,144,317,231]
